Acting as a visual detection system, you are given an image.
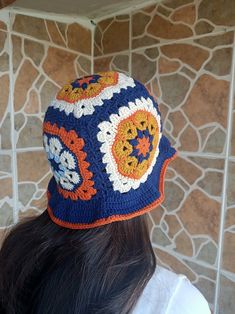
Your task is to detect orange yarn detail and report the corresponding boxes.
[136,136,150,157]
[111,110,159,180]
[43,122,96,201]
[56,72,119,104]
[46,151,178,229]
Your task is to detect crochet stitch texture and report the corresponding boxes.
[43,71,177,229]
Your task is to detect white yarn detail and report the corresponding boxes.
[60,150,76,170]
[49,73,136,119]
[97,97,162,193]
[49,137,62,156]
[44,134,80,191]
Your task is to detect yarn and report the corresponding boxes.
[43,71,177,229]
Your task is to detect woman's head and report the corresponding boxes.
[0,211,156,314]
[0,71,177,314]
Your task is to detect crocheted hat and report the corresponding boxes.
[43,71,177,229]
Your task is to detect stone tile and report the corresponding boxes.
[12,35,23,73]
[40,80,60,113]
[13,14,50,41]
[195,20,214,35]
[95,17,129,56]
[24,38,45,66]
[158,56,180,74]
[0,153,11,176]
[198,0,235,27]
[178,189,220,241]
[156,5,172,17]
[25,90,40,114]
[18,183,36,209]
[67,23,91,55]
[163,180,185,212]
[0,202,13,227]
[76,55,91,76]
[46,20,66,47]
[197,170,223,197]
[222,231,235,274]
[179,125,200,152]
[0,177,12,199]
[132,35,160,50]
[203,127,226,154]
[0,51,8,72]
[0,113,11,149]
[226,161,235,207]
[0,30,6,53]
[16,116,42,148]
[132,11,151,37]
[219,273,235,314]
[194,31,234,49]
[17,151,49,182]
[14,60,39,112]
[160,73,190,109]
[170,4,196,25]
[170,156,202,185]
[160,43,209,71]
[204,48,232,76]
[147,14,193,40]
[0,74,9,124]
[42,47,77,87]
[0,20,7,31]
[131,51,157,83]
[183,74,229,128]
[174,230,193,256]
[94,53,129,74]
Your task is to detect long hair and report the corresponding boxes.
[0,210,156,314]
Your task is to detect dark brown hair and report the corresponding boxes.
[0,210,156,314]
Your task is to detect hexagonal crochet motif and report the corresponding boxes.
[49,71,135,118]
[97,96,162,193]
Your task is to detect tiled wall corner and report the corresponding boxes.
[0,9,14,233]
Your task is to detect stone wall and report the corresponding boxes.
[0,0,235,313]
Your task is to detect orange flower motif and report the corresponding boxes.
[136,136,150,157]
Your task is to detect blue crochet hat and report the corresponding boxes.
[43,71,177,229]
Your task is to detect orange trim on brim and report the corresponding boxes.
[47,151,178,229]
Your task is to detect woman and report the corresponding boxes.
[0,72,211,314]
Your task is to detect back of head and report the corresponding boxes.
[0,211,155,314]
[0,72,177,314]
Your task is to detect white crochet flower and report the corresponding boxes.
[49,137,62,157]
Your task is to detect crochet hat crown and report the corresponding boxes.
[43,71,177,229]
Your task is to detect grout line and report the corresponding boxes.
[8,13,19,225]
[213,31,235,314]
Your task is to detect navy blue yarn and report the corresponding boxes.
[44,74,177,225]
